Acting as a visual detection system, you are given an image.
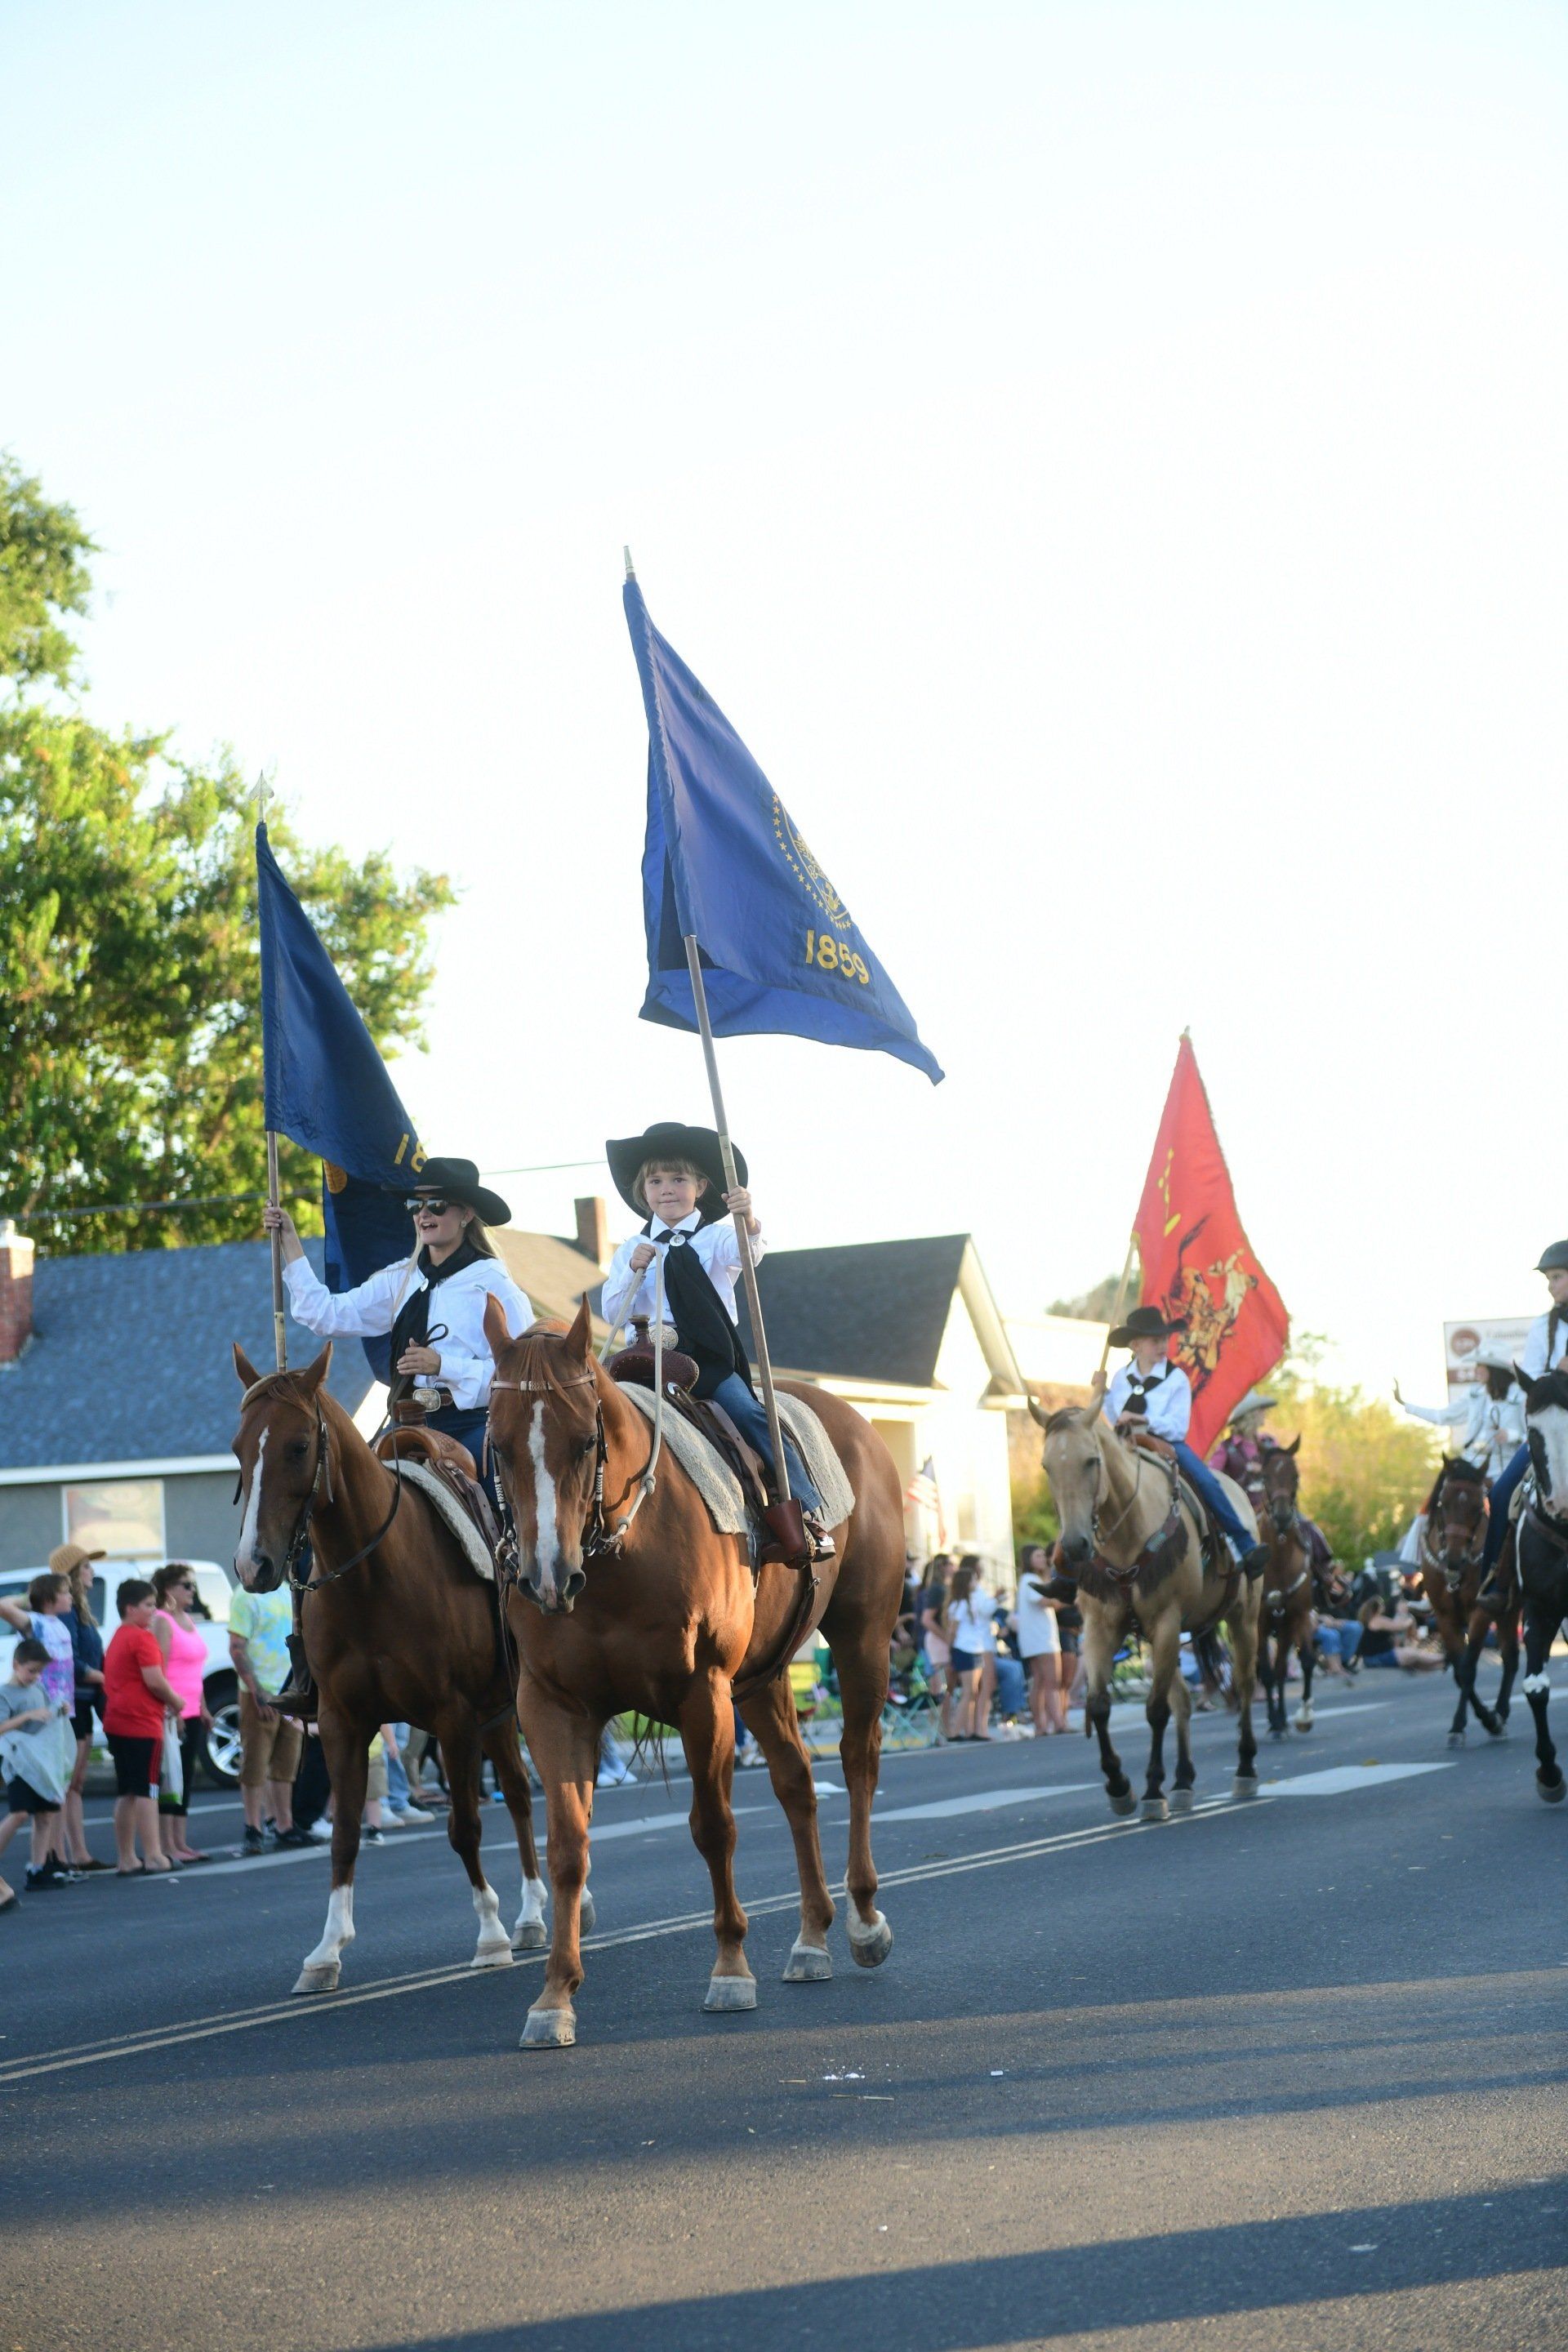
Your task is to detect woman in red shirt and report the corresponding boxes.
[102,1580,180,1875]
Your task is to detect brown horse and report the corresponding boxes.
[1031,1404,1262,1815]
[1415,1457,1518,1747]
[230,1343,547,1993]
[481,1298,906,2048]
[1255,1438,1317,1739]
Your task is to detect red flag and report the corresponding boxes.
[1133,1036,1288,1457]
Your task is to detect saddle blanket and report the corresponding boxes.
[621,1387,856,1537]
[399,1460,495,1583]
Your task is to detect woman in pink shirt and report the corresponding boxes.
[152,1565,213,1865]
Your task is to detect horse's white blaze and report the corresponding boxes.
[529,1409,559,1602]
[304,1882,354,1970]
[235,1427,267,1578]
[1532,1402,1568,1517]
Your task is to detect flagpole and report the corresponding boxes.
[681,933,791,1503]
[256,771,288,1373]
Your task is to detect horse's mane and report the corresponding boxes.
[496,1320,595,1403]
[238,1369,339,1417]
[1527,1371,1568,1414]
[1044,1405,1100,1437]
[1438,1454,1486,1487]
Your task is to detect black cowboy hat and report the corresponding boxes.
[1108,1303,1187,1349]
[1537,1240,1568,1274]
[398,1157,511,1227]
[604,1122,746,1228]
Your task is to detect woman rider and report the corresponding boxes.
[263,1158,532,1704]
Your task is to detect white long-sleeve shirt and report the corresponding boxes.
[1103,1360,1193,1443]
[1400,1383,1524,1477]
[599,1211,765,1334]
[283,1252,533,1410]
[1521,1307,1568,1381]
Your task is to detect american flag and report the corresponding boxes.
[905,1455,942,1517]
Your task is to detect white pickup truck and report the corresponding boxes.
[0,1560,244,1787]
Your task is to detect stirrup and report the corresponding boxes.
[271,1633,317,1719]
[760,1498,813,1568]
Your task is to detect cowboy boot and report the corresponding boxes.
[760,1498,813,1568]
[270,1624,318,1719]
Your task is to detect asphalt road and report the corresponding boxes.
[3,1670,1565,2352]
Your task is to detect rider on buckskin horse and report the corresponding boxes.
[1091,1306,1271,1576]
[601,1121,835,1564]
[261,1157,534,1708]
[1477,1238,1568,1588]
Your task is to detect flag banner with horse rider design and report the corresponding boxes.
[621,572,943,1085]
[1134,1035,1289,1459]
[256,821,424,1380]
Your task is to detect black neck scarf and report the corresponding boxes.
[389,1237,488,1395]
[646,1221,753,1401]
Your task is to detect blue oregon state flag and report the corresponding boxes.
[622,575,942,1084]
[256,822,422,1376]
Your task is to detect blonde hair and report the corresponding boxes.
[632,1157,706,1214]
[461,1214,497,1261]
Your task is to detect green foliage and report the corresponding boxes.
[1010,1468,1060,1553]
[0,457,95,694]
[0,458,455,1253]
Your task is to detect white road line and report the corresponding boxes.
[873,1782,1099,1823]
[1258,1762,1454,1796]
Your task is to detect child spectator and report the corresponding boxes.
[102,1579,182,1874]
[0,1638,74,1903]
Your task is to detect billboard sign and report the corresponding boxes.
[1442,1318,1533,1407]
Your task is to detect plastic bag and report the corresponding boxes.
[161,1714,185,1806]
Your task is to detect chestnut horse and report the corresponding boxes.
[482,1298,906,2048]
[1255,1438,1317,1740]
[1416,1456,1518,1747]
[1032,1404,1262,1815]
[230,1343,547,1993]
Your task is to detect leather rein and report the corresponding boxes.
[1086,1436,1183,1585]
[235,1396,405,1597]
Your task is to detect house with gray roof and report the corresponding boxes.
[0,1209,1024,1578]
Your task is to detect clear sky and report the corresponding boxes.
[4,2,1564,1397]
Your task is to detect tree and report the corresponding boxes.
[1047,1259,1141,1324]
[0,461,453,1253]
[0,456,95,693]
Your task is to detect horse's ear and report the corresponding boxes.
[234,1342,261,1388]
[483,1292,514,1356]
[1027,1392,1049,1428]
[567,1295,593,1361]
[296,1341,333,1395]
[1285,1433,1302,1457]
[1514,1363,1534,1401]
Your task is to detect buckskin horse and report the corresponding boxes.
[1414,1456,1518,1748]
[1031,1402,1263,1815]
[481,1298,906,2049]
[1254,1438,1317,1740]
[230,1343,547,1993]
[1512,1369,1568,1804]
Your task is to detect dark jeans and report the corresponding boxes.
[1483,1442,1528,1567]
[706,1372,824,1517]
[1174,1441,1253,1551]
[158,1717,206,1818]
[429,1404,497,1506]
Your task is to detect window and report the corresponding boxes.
[62,1480,166,1560]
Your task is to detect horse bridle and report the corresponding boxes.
[235,1397,404,1595]
[1419,1465,1486,1581]
[488,1369,642,1564]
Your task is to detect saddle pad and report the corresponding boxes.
[398,1460,495,1583]
[621,1388,856,1536]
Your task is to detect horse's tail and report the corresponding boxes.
[1192,1627,1229,1691]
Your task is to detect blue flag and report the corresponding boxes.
[256,822,423,1376]
[622,577,942,1084]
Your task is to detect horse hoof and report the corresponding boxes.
[511,1921,548,1953]
[520,2004,577,2048]
[292,1963,341,1996]
[578,1890,597,1935]
[1535,1774,1566,1805]
[1486,1724,1509,1742]
[471,1940,514,1971]
[1140,1797,1169,1824]
[1107,1789,1137,1818]
[1169,1788,1196,1815]
[1230,1775,1260,1802]
[782,1938,833,1983]
[703,1973,758,2012]
[1447,1731,1467,1749]
[847,1912,894,1969]
[1294,1714,1313,1733]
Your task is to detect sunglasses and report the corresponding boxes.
[405,1197,454,1216]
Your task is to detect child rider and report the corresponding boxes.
[1092,1305,1271,1576]
[602,1122,834,1564]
